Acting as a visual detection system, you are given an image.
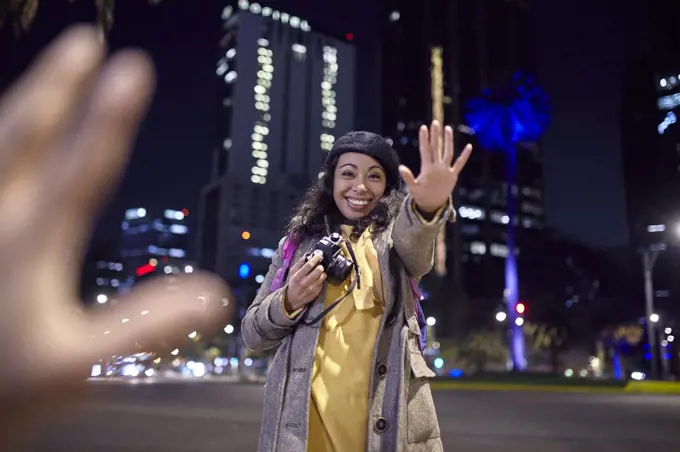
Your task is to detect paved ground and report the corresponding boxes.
[21,380,680,451]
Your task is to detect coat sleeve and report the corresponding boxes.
[241,239,307,352]
[391,194,456,279]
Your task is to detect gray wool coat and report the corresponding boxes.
[241,195,454,452]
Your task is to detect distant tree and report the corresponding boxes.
[0,0,163,36]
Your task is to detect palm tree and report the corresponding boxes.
[465,71,550,371]
[0,0,163,36]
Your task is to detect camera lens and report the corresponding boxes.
[327,255,353,284]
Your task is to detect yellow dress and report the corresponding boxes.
[307,226,385,452]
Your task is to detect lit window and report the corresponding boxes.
[292,43,307,60]
[251,39,273,184]
[490,243,508,257]
[225,71,237,84]
[320,46,338,152]
[458,205,485,220]
[470,241,486,255]
[249,3,262,14]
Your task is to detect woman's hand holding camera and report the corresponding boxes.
[283,251,327,314]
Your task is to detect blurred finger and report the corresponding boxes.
[399,165,416,187]
[429,120,442,160]
[451,144,473,175]
[0,26,103,176]
[442,126,454,166]
[418,125,434,165]
[50,51,155,262]
[77,272,232,366]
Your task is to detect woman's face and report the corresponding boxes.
[332,152,387,220]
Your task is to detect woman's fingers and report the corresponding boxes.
[48,50,155,267]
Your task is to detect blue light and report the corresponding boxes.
[465,71,550,152]
[238,263,251,279]
[464,71,550,372]
[449,369,463,378]
[433,358,444,369]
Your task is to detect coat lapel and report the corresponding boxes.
[372,227,394,312]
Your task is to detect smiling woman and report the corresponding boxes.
[241,124,471,452]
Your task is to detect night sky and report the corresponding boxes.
[0,0,650,253]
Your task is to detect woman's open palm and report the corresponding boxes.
[399,121,472,213]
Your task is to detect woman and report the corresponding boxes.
[242,120,472,452]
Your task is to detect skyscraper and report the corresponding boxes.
[380,0,543,336]
[198,2,356,293]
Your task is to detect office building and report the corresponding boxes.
[198,1,356,297]
[119,207,191,286]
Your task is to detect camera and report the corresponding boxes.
[306,232,354,285]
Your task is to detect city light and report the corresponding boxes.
[515,317,524,327]
[426,317,436,326]
[320,46,338,151]
[650,313,660,323]
[433,358,444,369]
[516,302,525,314]
[242,231,251,240]
[495,311,507,322]
[239,263,252,279]
[96,294,108,304]
[251,37,273,184]
[224,324,235,334]
[188,331,198,339]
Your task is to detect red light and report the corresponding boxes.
[516,302,525,314]
[345,32,354,41]
[136,263,155,277]
[182,208,189,216]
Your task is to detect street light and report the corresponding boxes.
[641,222,680,379]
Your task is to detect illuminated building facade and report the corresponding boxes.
[380,0,543,335]
[198,1,356,305]
[119,207,190,286]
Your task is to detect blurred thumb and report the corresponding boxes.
[399,165,416,187]
[78,272,233,365]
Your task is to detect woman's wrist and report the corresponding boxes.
[415,205,437,221]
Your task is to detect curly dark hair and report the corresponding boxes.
[284,155,405,242]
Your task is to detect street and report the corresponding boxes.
[21,380,680,452]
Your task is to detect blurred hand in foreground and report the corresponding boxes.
[0,25,233,445]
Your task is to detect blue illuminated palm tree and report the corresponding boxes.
[465,71,550,371]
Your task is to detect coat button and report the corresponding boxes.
[376,363,387,378]
[374,417,388,433]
